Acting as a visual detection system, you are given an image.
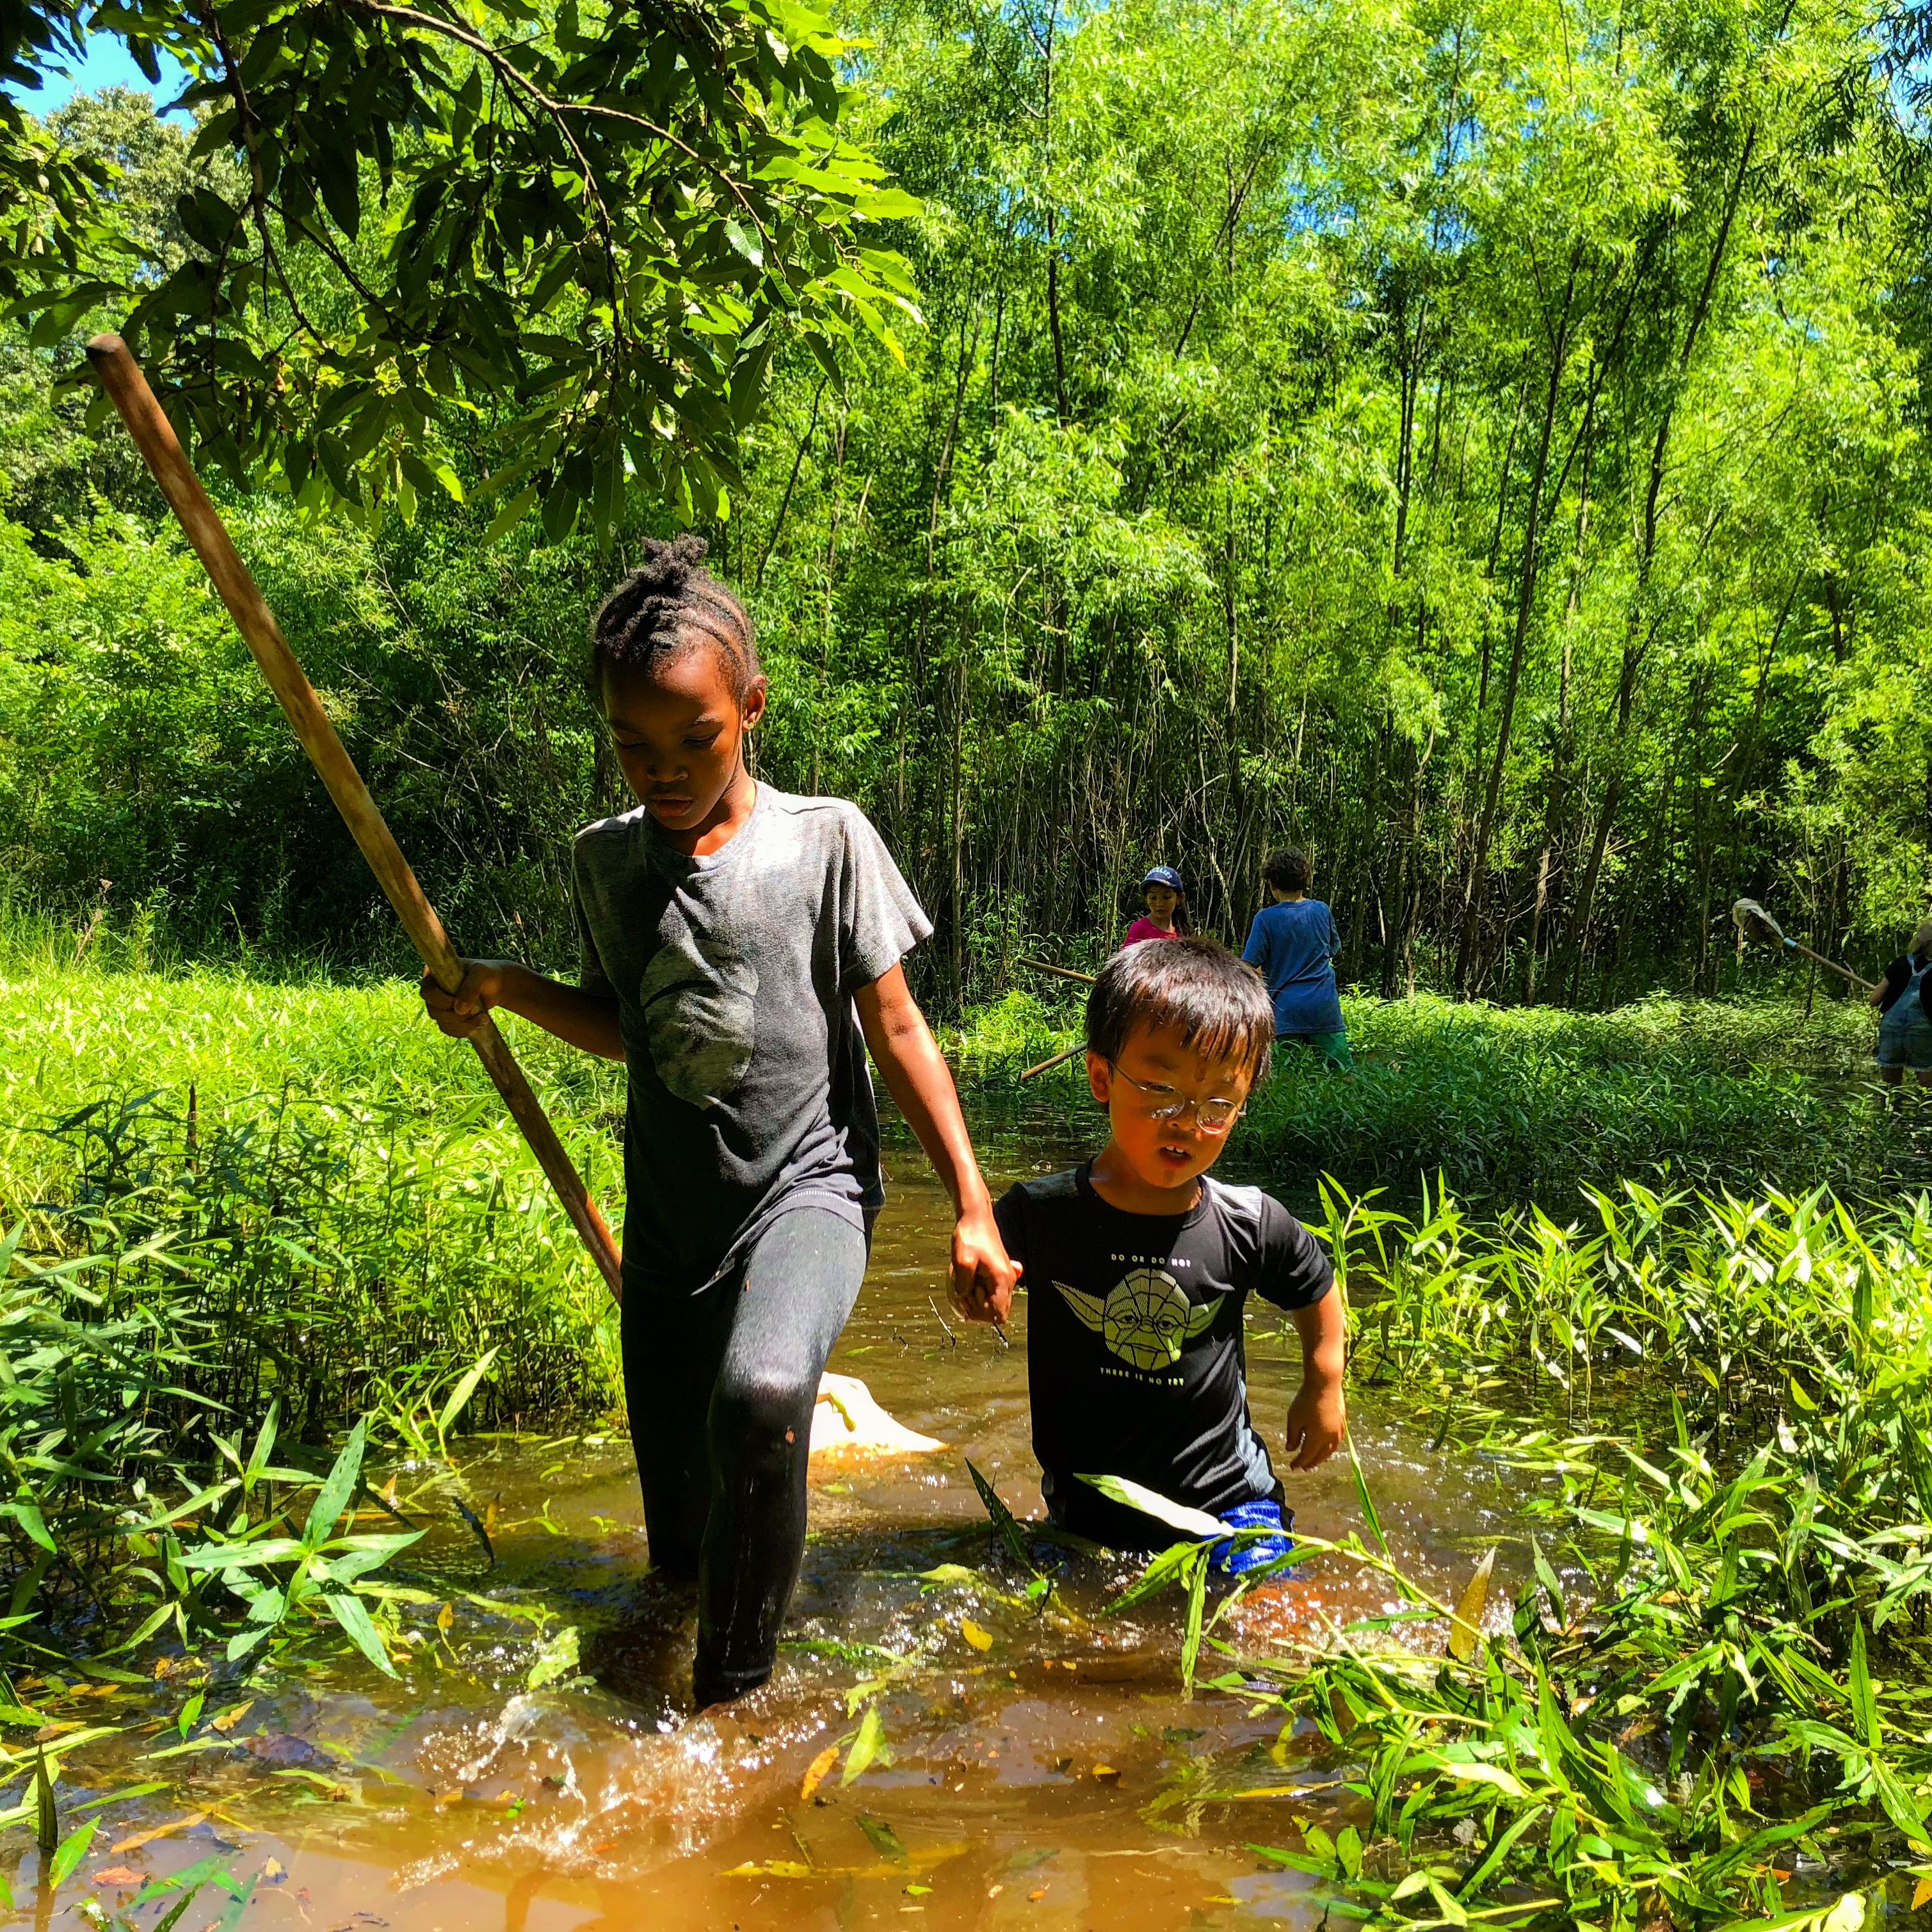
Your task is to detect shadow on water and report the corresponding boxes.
[19,1107,1540,1930]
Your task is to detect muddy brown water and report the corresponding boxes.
[16,1100,1539,1931]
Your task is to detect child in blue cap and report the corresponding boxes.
[1125,865,1187,946]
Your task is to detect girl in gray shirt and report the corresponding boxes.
[423,536,1017,1709]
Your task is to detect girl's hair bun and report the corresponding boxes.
[590,535,761,700]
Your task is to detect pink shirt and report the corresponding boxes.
[1123,917,1180,946]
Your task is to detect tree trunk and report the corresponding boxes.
[1453,254,1580,997]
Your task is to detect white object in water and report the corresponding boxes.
[810,1373,945,1456]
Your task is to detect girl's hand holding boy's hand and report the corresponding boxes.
[1283,1374,1346,1472]
[421,958,510,1039]
[949,1205,1020,1324]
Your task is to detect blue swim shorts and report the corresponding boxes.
[1210,1498,1297,1575]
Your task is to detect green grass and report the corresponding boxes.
[1102,1179,1932,1929]
[3,948,628,1434]
[947,986,1908,1200]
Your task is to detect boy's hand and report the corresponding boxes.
[949,1205,1020,1324]
[421,959,508,1040]
[1284,1374,1346,1472]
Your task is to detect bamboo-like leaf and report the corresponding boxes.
[1850,1616,1879,1750]
[1346,1431,1389,1556]
[304,1422,367,1550]
[965,1460,1038,1572]
[1179,1546,1211,1692]
[1870,1756,1928,1847]
[842,1703,883,1785]
[319,1589,397,1679]
[152,1886,210,1932]
[436,1348,499,1442]
[34,1746,56,1856]
[1447,1547,1497,1662]
[1073,1472,1223,1540]
[245,1401,280,1483]
[48,1817,97,1888]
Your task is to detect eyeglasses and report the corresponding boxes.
[1107,1063,1243,1134]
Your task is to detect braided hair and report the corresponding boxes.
[590,535,762,702]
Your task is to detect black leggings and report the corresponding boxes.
[622,1205,868,1705]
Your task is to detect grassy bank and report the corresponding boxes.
[4,953,627,1433]
[949,986,1908,1200]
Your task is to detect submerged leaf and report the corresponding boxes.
[525,1625,579,1692]
[800,1744,839,1803]
[857,1815,906,1863]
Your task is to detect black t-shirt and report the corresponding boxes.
[994,1163,1333,1549]
[1879,953,1931,1018]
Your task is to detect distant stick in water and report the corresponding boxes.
[1018,958,1097,986]
[1017,959,1093,1080]
[1021,1043,1086,1082]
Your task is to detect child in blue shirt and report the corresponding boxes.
[1242,848,1352,1070]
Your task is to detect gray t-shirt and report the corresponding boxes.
[570,785,931,1292]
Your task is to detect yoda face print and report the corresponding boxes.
[638,924,758,1110]
[1056,1268,1218,1371]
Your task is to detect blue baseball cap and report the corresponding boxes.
[1142,865,1184,891]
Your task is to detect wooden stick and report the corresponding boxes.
[1020,1043,1086,1082]
[1017,958,1097,986]
[84,334,624,1305]
[1780,938,1876,992]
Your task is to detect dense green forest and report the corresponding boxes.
[6,0,1932,1009]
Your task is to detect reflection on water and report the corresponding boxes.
[17,1104,1534,1930]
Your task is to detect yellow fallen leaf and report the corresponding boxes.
[109,1812,206,1856]
[1447,1546,1497,1663]
[437,1602,455,1635]
[1092,1764,1119,1782]
[800,1743,839,1803]
[1915,1878,1932,1913]
[210,1700,255,1733]
[723,1860,813,1878]
[960,1619,993,1652]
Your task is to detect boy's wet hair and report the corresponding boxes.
[590,534,762,702]
[1086,937,1275,1080]
[1263,846,1311,893]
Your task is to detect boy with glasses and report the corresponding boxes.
[972,939,1345,1564]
